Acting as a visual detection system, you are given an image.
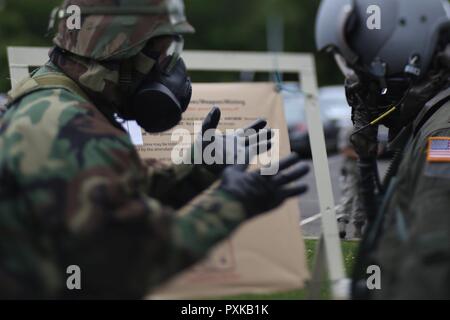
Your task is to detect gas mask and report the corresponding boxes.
[334,53,413,130]
[335,50,449,138]
[120,36,192,133]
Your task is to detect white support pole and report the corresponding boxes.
[7,47,49,89]
[300,55,347,299]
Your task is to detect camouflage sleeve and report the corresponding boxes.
[1,89,246,299]
[143,159,220,209]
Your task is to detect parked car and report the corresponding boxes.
[282,84,351,157]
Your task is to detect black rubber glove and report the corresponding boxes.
[219,153,309,218]
[197,106,274,174]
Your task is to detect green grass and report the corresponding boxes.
[217,239,359,300]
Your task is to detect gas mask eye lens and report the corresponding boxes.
[144,35,184,68]
[163,35,184,73]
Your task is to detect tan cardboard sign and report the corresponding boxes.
[142,83,308,299]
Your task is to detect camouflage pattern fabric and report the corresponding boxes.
[0,62,247,299]
[336,158,365,227]
[53,0,195,60]
[48,47,145,116]
[336,126,365,226]
[373,96,450,299]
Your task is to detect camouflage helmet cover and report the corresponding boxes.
[53,0,195,61]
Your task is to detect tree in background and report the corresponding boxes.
[0,0,60,92]
[0,0,342,93]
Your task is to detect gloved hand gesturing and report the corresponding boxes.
[218,153,309,218]
[196,106,273,174]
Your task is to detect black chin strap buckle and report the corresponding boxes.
[404,55,422,78]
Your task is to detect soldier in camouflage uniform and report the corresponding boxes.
[336,125,366,239]
[0,0,309,299]
[316,0,450,299]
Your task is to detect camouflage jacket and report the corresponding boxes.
[0,62,246,299]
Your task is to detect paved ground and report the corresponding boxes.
[299,154,389,238]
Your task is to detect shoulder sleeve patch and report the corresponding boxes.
[427,137,450,163]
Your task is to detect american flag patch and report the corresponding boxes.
[427,137,450,162]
